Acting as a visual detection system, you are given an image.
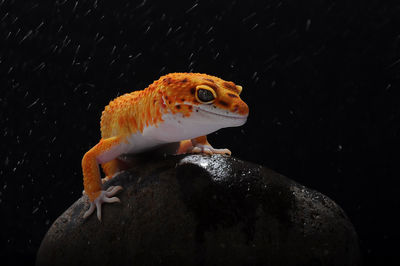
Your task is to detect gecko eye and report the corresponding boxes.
[195,85,216,104]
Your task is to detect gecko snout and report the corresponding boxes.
[232,99,249,116]
[220,91,249,116]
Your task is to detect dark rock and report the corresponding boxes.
[36,154,361,266]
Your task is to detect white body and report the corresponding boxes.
[96,105,247,164]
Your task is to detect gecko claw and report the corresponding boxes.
[83,185,123,221]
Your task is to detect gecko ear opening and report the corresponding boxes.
[195,85,217,104]
[236,85,243,95]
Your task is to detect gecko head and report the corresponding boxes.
[159,73,249,129]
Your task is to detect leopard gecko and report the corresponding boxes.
[81,72,249,220]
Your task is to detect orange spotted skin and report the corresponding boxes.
[82,72,249,203]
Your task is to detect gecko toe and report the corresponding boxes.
[202,147,213,155]
[83,202,95,219]
[210,148,231,155]
[105,185,123,197]
[190,147,202,153]
[96,202,102,222]
[190,144,231,156]
[103,196,121,203]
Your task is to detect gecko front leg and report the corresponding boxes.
[185,136,231,155]
[81,136,125,221]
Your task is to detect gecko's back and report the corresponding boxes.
[100,86,163,139]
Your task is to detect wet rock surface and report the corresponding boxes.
[36,154,360,266]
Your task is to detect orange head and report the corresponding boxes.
[154,73,249,128]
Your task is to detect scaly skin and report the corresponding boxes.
[82,72,249,220]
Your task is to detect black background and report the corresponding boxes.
[1,0,399,265]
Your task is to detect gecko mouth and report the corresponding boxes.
[196,106,248,120]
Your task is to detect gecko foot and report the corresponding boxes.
[189,145,231,155]
[83,185,123,221]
